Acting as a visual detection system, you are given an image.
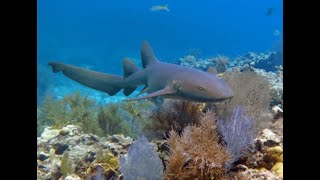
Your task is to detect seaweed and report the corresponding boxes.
[164,110,231,179]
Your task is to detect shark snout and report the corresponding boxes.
[226,87,234,98]
[216,84,233,101]
[224,87,234,99]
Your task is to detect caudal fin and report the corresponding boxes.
[48,62,124,96]
[122,58,139,96]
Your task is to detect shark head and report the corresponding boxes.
[171,71,234,102]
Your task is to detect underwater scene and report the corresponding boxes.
[37,0,283,179]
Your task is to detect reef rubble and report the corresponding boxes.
[37,125,133,180]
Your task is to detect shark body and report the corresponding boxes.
[48,41,233,102]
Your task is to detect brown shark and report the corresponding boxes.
[48,41,233,102]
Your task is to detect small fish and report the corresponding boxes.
[150,4,170,12]
[273,29,281,36]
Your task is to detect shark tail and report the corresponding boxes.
[48,62,124,96]
[122,58,140,96]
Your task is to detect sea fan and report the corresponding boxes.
[217,106,254,169]
[119,136,164,180]
[215,70,272,136]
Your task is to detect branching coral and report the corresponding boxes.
[213,70,272,136]
[165,110,231,179]
[120,136,164,180]
[144,99,203,139]
[217,106,254,170]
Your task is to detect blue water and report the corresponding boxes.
[37,0,283,103]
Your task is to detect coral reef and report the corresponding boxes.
[229,51,282,72]
[178,51,282,73]
[212,55,229,73]
[178,55,229,73]
[120,136,164,180]
[37,110,283,179]
[37,125,133,179]
[178,55,210,70]
[144,99,203,138]
[229,164,282,179]
[240,115,283,178]
[164,110,231,179]
[154,110,283,179]
[37,50,283,180]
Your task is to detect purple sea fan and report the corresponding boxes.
[217,106,254,169]
[120,136,164,180]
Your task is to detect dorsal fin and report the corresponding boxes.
[123,58,139,79]
[141,41,159,68]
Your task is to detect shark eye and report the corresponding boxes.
[198,87,205,91]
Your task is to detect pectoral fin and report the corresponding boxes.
[124,86,175,101]
[136,86,149,96]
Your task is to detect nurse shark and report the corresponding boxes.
[48,41,233,102]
